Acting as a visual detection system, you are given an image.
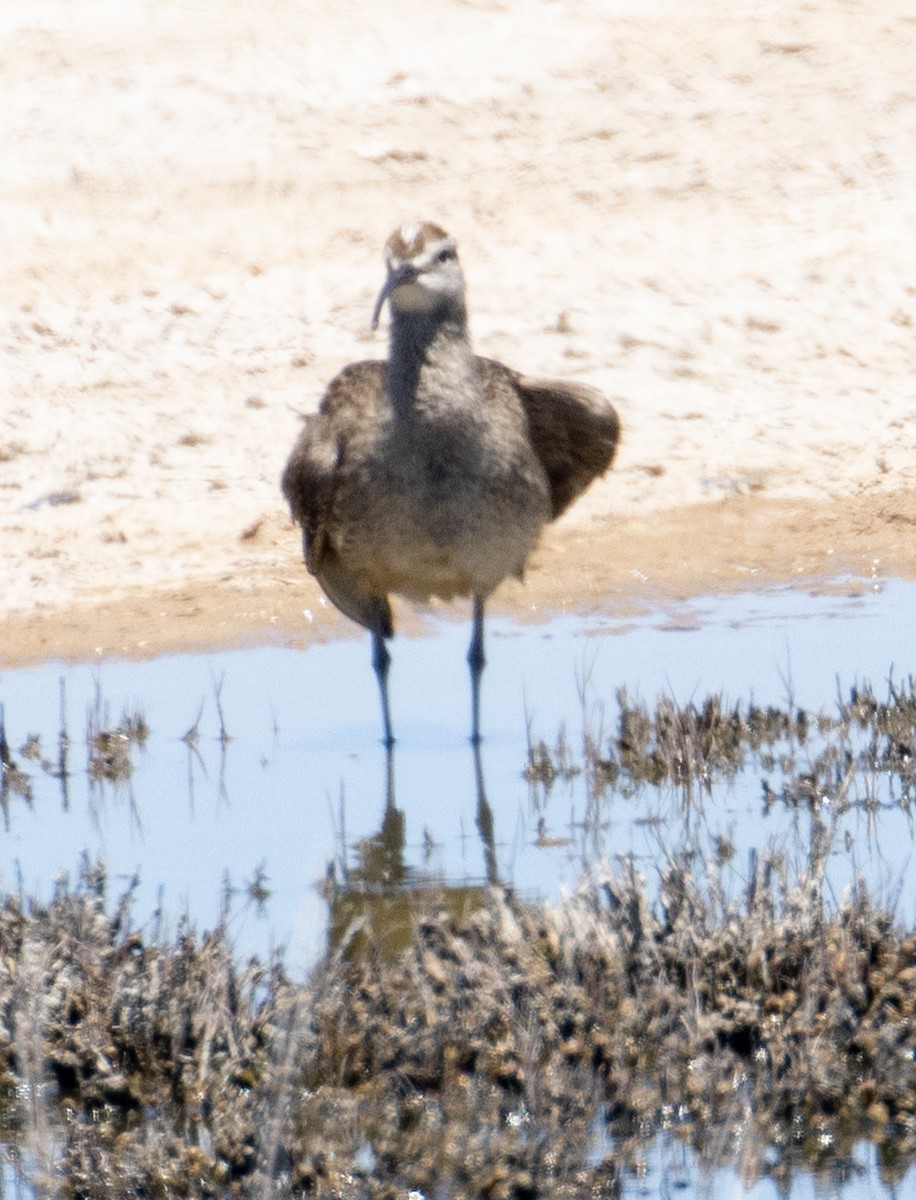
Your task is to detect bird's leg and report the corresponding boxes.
[468,594,486,745]
[372,625,395,748]
[472,738,498,884]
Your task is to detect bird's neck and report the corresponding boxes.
[386,307,477,418]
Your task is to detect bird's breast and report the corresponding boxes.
[334,416,551,600]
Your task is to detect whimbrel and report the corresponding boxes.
[282,222,619,744]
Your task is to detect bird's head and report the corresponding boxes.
[371,222,466,330]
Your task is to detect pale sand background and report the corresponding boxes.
[4,0,916,665]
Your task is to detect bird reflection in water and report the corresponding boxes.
[324,740,497,960]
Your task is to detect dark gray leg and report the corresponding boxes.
[473,739,497,884]
[468,594,486,744]
[372,626,394,748]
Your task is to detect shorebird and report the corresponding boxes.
[282,221,619,745]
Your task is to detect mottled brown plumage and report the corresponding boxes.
[282,222,619,743]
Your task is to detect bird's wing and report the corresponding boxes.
[281,360,386,540]
[280,411,337,575]
[480,360,620,520]
[280,361,393,635]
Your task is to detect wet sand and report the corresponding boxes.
[5,0,916,666]
[4,489,916,666]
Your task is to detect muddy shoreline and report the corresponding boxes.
[6,0,916,671]
[6,487,916,668]
[5,1,916,1192]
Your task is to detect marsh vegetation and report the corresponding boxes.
[1,669,916,1196]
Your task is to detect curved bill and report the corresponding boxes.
[370,263,419,330]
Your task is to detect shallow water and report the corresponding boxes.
[2,577,916,1198]
[1,576,915,969]
[604,1132,914,1198]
